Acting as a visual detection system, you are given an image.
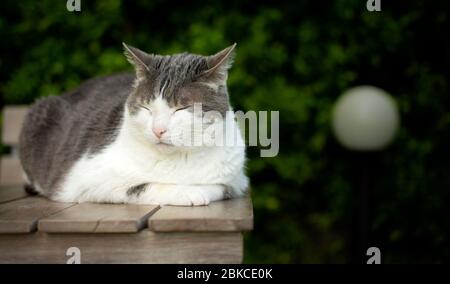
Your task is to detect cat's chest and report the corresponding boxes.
[106,143,224,184]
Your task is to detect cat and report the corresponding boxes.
[18,43,249,206]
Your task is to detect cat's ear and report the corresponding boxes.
[122,42,153,80]
[197,43,236,86]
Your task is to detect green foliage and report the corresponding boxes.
[1,0,449,263]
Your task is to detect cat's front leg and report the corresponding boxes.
[127,183,226,206]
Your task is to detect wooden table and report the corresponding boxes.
[0,106,253,263]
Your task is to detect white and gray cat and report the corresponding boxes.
[19,43,249,206]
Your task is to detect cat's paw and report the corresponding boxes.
[134,184,214,206]
[134,184,225,206]
[168,185,211,206]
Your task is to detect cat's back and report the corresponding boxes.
[19,73,134,195]
[61,72,134,106]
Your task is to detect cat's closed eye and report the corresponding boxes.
[139,104,152,113]
[175,105,193,112]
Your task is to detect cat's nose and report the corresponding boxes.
[152,127,167,139]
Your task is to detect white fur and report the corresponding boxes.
[53,100,248,206]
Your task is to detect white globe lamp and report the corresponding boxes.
[332,86,400,151]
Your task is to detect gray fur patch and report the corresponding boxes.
[19,73,133,197]
[222,184,234,199]
[126,183,148,197]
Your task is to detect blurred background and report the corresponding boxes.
[1,0,450,263]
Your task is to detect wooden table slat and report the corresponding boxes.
[0,231,243,264]
[0,186,28,203]
[0,197,75,233]
[148,196,253,232]
[39,202,160,233]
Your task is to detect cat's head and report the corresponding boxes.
[122,43,236,154]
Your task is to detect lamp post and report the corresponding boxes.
[331,86,399,263]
